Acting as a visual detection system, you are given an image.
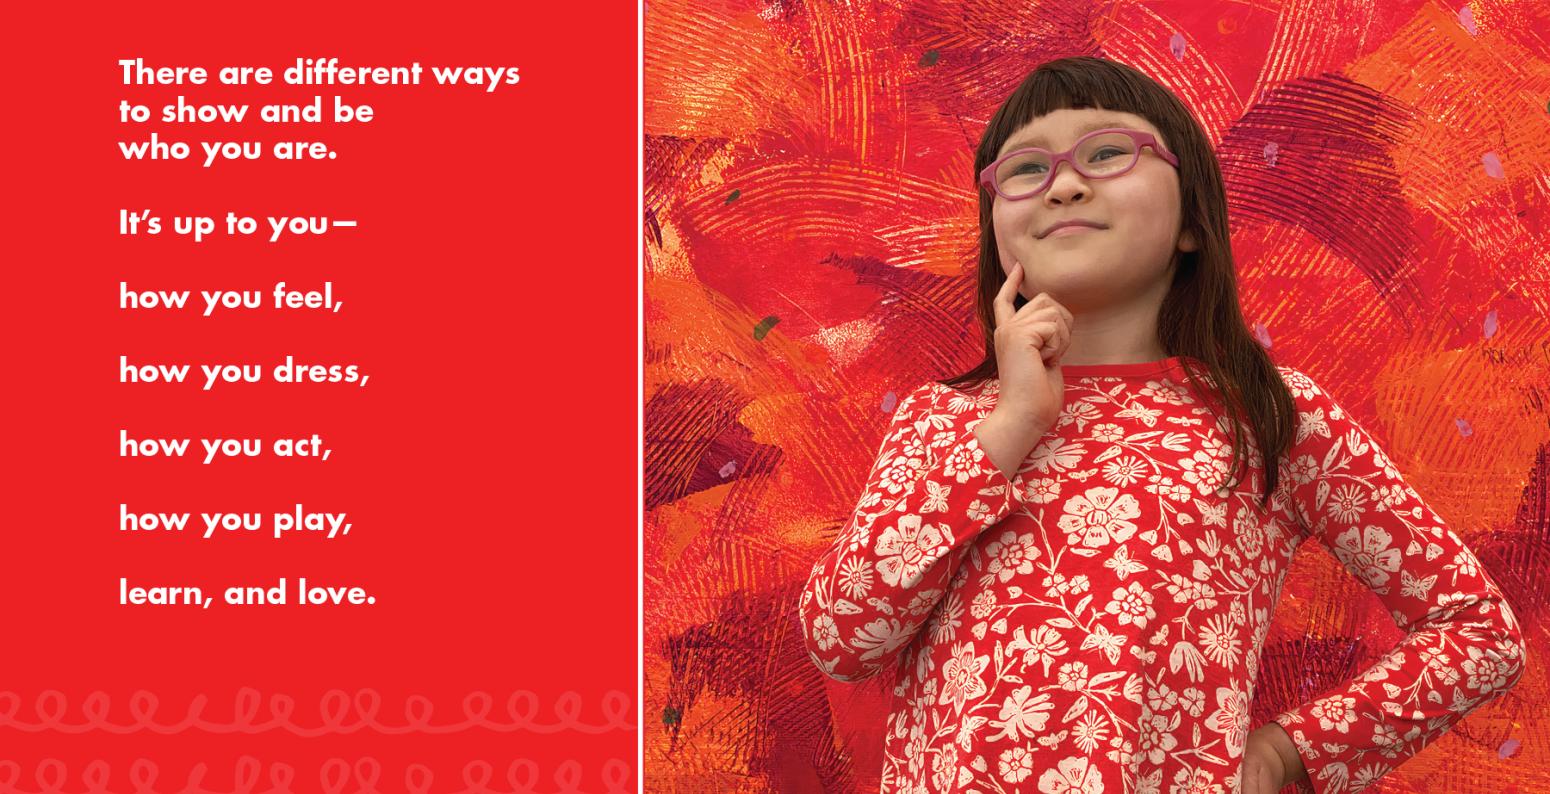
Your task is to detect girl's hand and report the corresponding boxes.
[1241,724,1300,793]
[990,261,1072,431]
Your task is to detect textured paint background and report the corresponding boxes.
[643,1,1550,790]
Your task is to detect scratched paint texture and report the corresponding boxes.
[643,0,1550,790]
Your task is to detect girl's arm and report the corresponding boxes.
[1270,369,1526,793]
[798,380,1025,682]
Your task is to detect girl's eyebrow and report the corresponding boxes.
[1002,120,1131,153]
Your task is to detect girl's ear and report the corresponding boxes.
[1179,227,1200,253]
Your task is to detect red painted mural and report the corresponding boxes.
[644,1,1550,790]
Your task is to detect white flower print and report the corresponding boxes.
[1372,721,1403,758]
[1287,453,1319,486]
[998,746,1035,784]
[905,587,943,616]
[987,685,1054,742]
[1351,763,1392,790]
[1064,400,1103,429]
[874,514,948,588]
[1103,454,1149,487]
[852,617,912,661]
[1205,686,1249,756]
[1140,709,1179,764]
[941,441,988,483]
[1056,660,1091,690]
[835,555,873,599]
[1180,687,1205,717]
[1280,368,1317,397]
[1199,431,1230,460]
[1093,423,1125,442]
[1329,483,1369,524]
[1146,682,1179,712]
[1145,475,1193,503]
[1169,767,1223,794]
[970,589,997,620]
[1418,646,1450,674]
[1232,506,1265,560]
[931,743,957,791]
[1357,648,1407,685]
[1105,733,1136,771]
[1135,767,1163,794]
[938,642,989,712]
[1030,437,1087,473]
[1044,572,1091,596]
[1375,483,1407,509]
[1309,693,1358,733]
[1438,664,1463,687]
[1009,624,1069,676]
[1463,644,1513,693]
[1450,550,1480,578]
[1331,525,1402,588]
[1071,709,1110,754]
[1038,755,1104,793]
[1105,581,1156,630]
[982,529,1041,583]
[928,593,963,643]
[905,723,929,778]
[1142,380,1190,406]
[1059,486,1142,548]
[1164,572,1218,609]
[1197,613,1240,669]
[1025,477,1062,504]
[910,680,933,727]
[944,386,996,414]
[965,496,999,523]
[846,519,872,552]
[812,614,840,649]
[1180,450,1230,495]
[877,451,925,495]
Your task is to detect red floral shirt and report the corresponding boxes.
[799,356,1524,794]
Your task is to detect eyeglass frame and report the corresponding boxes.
[978,127,1180,201]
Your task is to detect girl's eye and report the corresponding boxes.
[1090,147,1125,161]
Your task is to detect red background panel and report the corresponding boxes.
[2,2,638,791]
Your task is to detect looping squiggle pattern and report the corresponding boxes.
[0,758,635,794]
[0,689,636,736]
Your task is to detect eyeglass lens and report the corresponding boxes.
[995,132,1142,198]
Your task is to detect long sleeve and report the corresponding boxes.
[799,380,1025,683]
[1270,369,1527,794]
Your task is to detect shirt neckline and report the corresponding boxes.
[1058,355,1187,379]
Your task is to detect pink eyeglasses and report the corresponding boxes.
[979,128,1180,201]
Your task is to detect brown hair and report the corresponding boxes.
[941,55,1295,508]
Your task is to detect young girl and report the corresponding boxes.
[799,56,1524,794]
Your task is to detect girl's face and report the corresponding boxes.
[990,108,1198,313]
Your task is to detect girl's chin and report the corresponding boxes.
[1020,256,1107,276]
